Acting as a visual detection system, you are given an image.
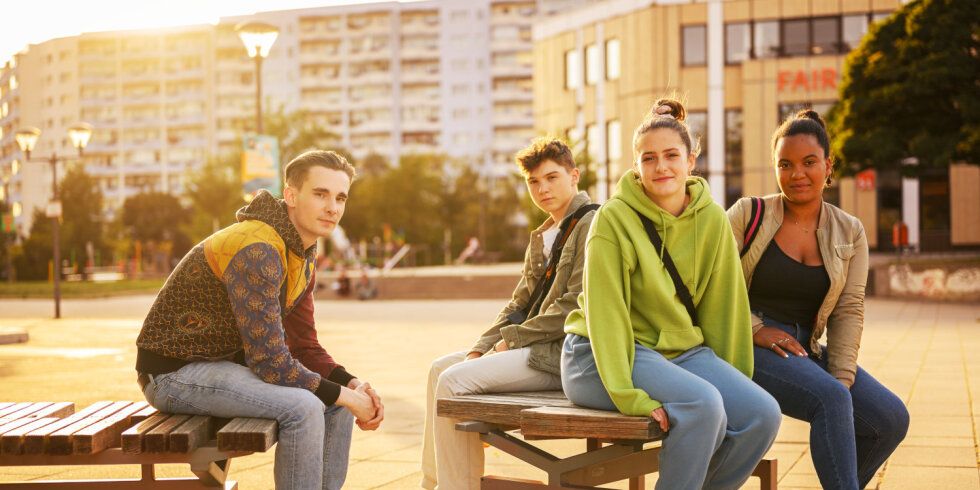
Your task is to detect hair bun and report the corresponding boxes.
[796,109,827,129]
[651,98,687,122]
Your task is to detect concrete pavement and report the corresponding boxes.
[0,296,976,489]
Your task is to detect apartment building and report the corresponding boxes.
[532,0,980,251]
[0,0,577,239]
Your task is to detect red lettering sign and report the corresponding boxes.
[776,68,839,92]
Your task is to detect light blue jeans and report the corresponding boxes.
[561,334,781,490]
[140,361,353,490]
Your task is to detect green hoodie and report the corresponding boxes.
[565,171,753,416]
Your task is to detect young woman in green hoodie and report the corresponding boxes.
[561,99,782,490]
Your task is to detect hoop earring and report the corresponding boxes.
[825,176,833,187]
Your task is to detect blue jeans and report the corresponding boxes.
[752,316,909,490]
[140,361,354,490]
[562,334,781,490]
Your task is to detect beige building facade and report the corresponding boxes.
[533,0,979,251]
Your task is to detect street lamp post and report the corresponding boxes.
[235,22,279,134]
[15,123,92,319]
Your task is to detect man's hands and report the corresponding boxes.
[338,379,384,430]
[465,339,510,361]
[650,407,669,432]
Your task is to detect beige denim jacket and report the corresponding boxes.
[470,191,595,375]
[728,194,868,387]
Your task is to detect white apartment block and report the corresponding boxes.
[0,0,580,238]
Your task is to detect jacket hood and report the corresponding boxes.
[613,170,713,226]
[235,190,308,256]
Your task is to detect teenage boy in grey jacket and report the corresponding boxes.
[420,138,597,490]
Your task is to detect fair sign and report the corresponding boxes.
[777,68,839,93]
[242,134,282,199]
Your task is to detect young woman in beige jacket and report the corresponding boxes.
[727,110,908,490]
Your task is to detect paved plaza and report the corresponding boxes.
[0,295,977,489]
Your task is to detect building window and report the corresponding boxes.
[725,110,743,208]
[754,21,780,58]
[564,49,581,89]
[605,39,620,80]
[811,17,840,55]
[687,111,707,174]
[586,123,601,162]
[872,12,892,23]
[682,25,707,66]
[585,44,602,85]
[778,101,834,124]
[842,14,869,51]
[725,23,751,64]
[782,18,810,56]
[606,119,621,163]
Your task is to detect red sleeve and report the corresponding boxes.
[283,280,355,386]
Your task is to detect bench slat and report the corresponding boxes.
[0,418,60,455]
[217,417,277,452]
[120,413,170,454]
[72,402,149,454]
[144,414,191,453]
[130,405,159,424]
[22,401,115,455]
[47,401,134,455]
[437,391,574,427]
[168,415,214,453]
[520,406,664,442]
[0,402,53,422]
[0,403,34,420]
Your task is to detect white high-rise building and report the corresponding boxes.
[0,0,583,237]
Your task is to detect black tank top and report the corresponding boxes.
[748,240,830,329]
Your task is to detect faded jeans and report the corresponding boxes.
[752,315,909,489]
[140,361,353,490]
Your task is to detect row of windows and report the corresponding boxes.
[683,11,892,66]
[564,39,620,89]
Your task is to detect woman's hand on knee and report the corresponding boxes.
[650,407,670,432]
[753,326,807,358]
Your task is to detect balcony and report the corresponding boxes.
[400,45,439,61]
[490,37,529,54]
[80,96,117,106]
[347,48,392,62]
[401,118,440,133]
[401,69,439,84]
[491,62,533,78]
[165,113,207,126]
[348,71,390,85]
[350,119,394,134]
[492,111,533,128]
[84,141,120,154]
[300,50,342,64]
[492,137,528,154]
[165,69,206,81]
[491,87,533,103]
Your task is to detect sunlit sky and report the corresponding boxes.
[1,0,424,62]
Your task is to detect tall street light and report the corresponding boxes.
[15,123,92,319]
[235,22,279,134]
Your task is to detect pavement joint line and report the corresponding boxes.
[955,318,980,484]
[776,447,813,484]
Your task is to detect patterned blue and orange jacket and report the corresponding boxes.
[136,190,353,404]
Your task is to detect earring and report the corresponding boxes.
[825,176,833,187]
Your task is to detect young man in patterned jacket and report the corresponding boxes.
[420,138,598,489]
[135,150,382,490]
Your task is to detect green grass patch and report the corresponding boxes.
[0,279,166,298]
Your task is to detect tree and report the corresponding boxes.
[121,192,192,273]
[263,108,346,167]
[13,209,53,280]
[184,155,246,243]
[58,165,107,274]
[828,0,980,176]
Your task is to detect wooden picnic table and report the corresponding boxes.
[0,401,278,489]
[438,391,777,490]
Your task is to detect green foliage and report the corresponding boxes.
[828,0,980,176]
[59,165,107,271]
[121,192,192,256]
[263,108,345,169]
[13,209,53,280]
[340,153,527,265]
[184,155,246,243]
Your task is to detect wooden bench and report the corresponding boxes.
[438,391,777,490]
[0,401,278,489]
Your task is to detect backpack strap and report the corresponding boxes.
[633,209,700,327]
[508,203,600,324]
[740,197,765,258]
